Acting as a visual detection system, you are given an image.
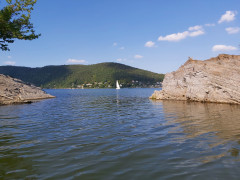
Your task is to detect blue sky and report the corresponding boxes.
[0,0,240,73]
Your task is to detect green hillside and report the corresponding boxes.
[0,62,164,88]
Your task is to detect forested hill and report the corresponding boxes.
[0,62,164,88]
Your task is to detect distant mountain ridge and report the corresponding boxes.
[0,62,164,88]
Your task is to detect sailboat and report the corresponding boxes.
[116,80,120,89]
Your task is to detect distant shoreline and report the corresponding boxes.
[0,62,164,90]
[44,87,162,90]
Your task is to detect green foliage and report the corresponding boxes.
[0,0,40,51]
[0,62,165,88]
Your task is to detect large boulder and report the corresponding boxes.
[150,54,240,104]
[0,74,55,105]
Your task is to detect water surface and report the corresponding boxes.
[0,89,240,179]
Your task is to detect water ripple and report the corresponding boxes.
[0,89,240,179]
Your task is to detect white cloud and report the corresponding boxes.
[134,54,143,59]
[158,25,205,42]
[116,58,127,62]
[158,31,189,42]
[116,58,122,62]
[189,30,205,37]
[188,25,204,37]
[218,11,237,24]
[145,41,155,47]
[119,46,125,50]
[212,45,237,52]
[205,23,215,27]
[66,59,87,64]
[4,61,16,65]
[113,42,117,46]
[188,25,202,31]
[225,27,240,34]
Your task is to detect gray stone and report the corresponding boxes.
[0,74,55,105]
[150,54,240,104]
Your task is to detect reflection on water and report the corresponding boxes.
[153,100,240,163]
[162,101,240,139]
[0,89,240,179]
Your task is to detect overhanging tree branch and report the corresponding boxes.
[0,0,40,51]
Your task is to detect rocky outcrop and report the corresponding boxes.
[150,54,240,104]
[0,74,55,105]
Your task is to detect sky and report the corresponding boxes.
[0,0,240,74]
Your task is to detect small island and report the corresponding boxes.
[150,54,240,104]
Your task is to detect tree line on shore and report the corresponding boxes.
[0,62,164,88]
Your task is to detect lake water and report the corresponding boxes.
[0,88,240,179]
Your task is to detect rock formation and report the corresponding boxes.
[150,54,240,104]
[0,74,55,105]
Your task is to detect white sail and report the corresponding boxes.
[116,80,120,89]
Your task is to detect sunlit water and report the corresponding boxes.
[0,89,240,179]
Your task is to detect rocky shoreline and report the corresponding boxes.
[150,54,240,104]
[0,74,55,105]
